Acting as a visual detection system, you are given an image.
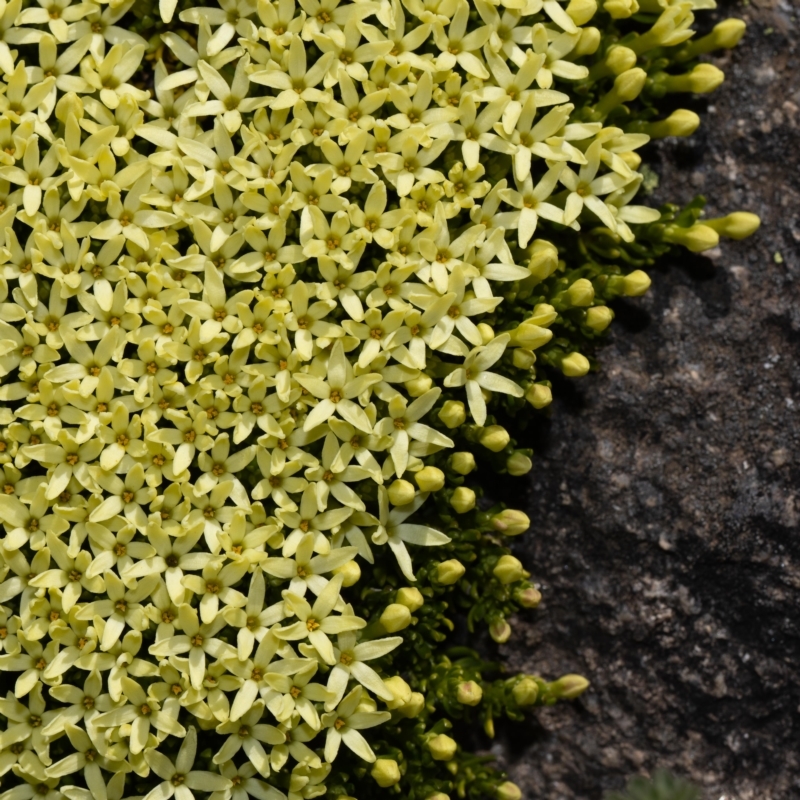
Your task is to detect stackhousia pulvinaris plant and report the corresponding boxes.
[0,0,759,797]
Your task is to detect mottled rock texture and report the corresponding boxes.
[497,1,800,797]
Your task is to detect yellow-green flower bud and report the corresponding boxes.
[647,109,700,139]
[427,794,451,800]
[396,587,424,612]
[449,452,476,475]
[491,509,530,536]
[380,603,412,632]
[428,734,457,761]
[622,270,652,297]
[511,323,553,350]
[574,26,601,56]
[332,560,361,587]
[566,278,595,307]
[614,67,647,101]
[506,452,532,476]
[388,479,416,507]
[415,466,445,493]
[516,586,542,608]
[512,348,536,370]
[496,782,522,800]
[665,63,725,94]
[438,399,466,429]
[703,212,761,240]
[594,68,647,118]
[664,223,720,253]
[477,323,494,344]
[603,0,638,18]
[396,691,425,718]
[525,383,552,409]
[561,352,590,377]
[383,675,412,709]
[620,150,642,169]
[527,240,559,282]
[710,17,747,48]
[479,425,509,453]
[549,674,590,699]
[456,680,483,706]
[529,303,558,326]
[490,619,512,643]
[606,44,637,75]
[405,373,433,396]
[371,759,401,787]
[450,486,476,513]
[567,0,596,25]
[585,306,614,332]
[512,676,540,707]
[493,555,526,585]
[436,559,465,585]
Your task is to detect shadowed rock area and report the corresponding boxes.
[496,1,800,797]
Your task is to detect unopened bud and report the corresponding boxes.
[456,680,483,706]
[527,303,557,327]
[711,17,747,48]
[383,675,412,709]
[574,26,601,56]
[491,509,530,536]
[664,223,720,253]
[566,0,596,25]
[525,383,552,409]
[666,63,725,94]
[585,306,614,332]
[396,691,425,717]
[332,560,361,587]
[606,45,637,75]
[450,486,476,513]
[405,373,433,397]
[512,348,536,370]
[493,555,526,585]
[614,67,647,101]
[477,323,494,344]
[415,466,444,493]
[388,479,416,507]
[506,452,532,476]
[516,586,542,608]
[396,587,424,612]
[550,674,590,699]
[490,619,512,643]
[512,676,540,707]
[427,794,451,800]
[428,734,457,761]
[622,270,652,297]
[496,782,522,800]
[527,240,559,282]
[438,399,466,429]
[371,759,401,788]
[449,452,476,475]
[479,425,510,453]
[561,352,590,377]
[647,109,700,138]
[436,559,465,585]
[603,0,638,18]
[380,603,412,632]
[566,278,595,307]
[703,211,761,240]
[511,323,553,350]
[619,150,642,169]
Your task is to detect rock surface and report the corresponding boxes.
[498,2,800,797]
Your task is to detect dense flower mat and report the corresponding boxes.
[0,0,758,797]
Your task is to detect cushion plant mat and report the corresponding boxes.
[0,0,758,798]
